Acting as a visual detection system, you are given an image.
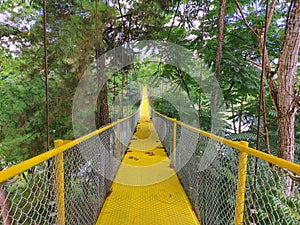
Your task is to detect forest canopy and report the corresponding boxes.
[0,0,300,170]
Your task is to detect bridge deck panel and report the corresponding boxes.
[96,90,200,225]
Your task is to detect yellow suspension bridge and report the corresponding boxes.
[0,88,300,225]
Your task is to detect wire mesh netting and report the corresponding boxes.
[243,157,300,225]
[0,112,139,225]
[151,115,174,157]
[151,110,300,225]
[0,159,58,225]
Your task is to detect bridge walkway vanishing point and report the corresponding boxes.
[95,89,200,225]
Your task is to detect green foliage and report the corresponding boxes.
[6,168,56,225]
[1,0,300,224]
[244,160,300,225]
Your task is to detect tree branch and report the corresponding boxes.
[166,0,181,42]
[266,117,277,126]
[240,45,259,51]
[266,0,276,29]
[233,0,257,36]
[116,13,132,19]
[247,59,262,68]
[251,125,266,135]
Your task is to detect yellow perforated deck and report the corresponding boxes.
[95,88,200,225]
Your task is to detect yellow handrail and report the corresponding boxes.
[151,110,300,175]
[234,141,248,225]
[54,140,66,225]
[172,118,177,168]
[0,111,139,183]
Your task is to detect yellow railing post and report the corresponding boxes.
[173,118,177,168]
[116,120,121,161]
[234,141,249,225]
[54,139,66,225]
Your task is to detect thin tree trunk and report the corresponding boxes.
[211,0,226,126]
[119,70,125,118]
[214,0,227,78]
[238,100,243,133]
[198,0,206,129]
[231,102,237,133]
[261,92,271,154]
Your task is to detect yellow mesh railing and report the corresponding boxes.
[0,112,139,225]
[151,110,300,225]
[1,103,300,225]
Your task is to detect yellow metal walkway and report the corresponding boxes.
[96,89,200,225]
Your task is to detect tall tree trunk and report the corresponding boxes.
[274,1,300,196]
[277,1,300,162]
[95,0,110,128]
[95,49,110,128]
[96,84,110,128]
[255,1,300,164]
[0,186,12,225]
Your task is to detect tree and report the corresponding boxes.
[234,0,300,164]
[276,1,300,162]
